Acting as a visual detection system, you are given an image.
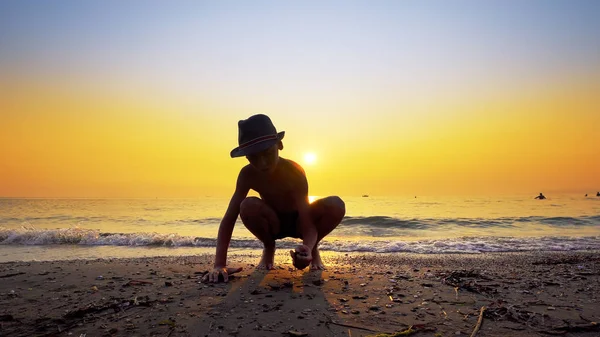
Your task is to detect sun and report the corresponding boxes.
[303,152,317,165]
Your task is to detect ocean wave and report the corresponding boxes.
[2,214,598,229]
[1,227,599,253]
[342,215,600,229]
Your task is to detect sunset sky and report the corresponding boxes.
[1,1,599,198]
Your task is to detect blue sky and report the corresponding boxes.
[2,0,599,100]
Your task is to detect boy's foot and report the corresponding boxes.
[257,244,275,270]
[310,247,325,270]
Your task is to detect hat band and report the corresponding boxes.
[238,134,278,149]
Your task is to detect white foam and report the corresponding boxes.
[1,226,599,254]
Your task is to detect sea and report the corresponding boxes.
[1,195,599,262]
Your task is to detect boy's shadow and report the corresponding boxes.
[192,265,353,336]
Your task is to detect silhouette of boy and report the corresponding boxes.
[534,192,546,200]
[205,114,345,283]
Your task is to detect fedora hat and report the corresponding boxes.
[230,114,285,158]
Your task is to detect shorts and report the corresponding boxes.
[274,211,301,239]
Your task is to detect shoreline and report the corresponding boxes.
[1,251,599,336]
[2,235,600,263]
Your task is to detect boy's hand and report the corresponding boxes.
[289,244,312,270]
[203,267,243,283]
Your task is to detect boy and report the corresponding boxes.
[205,114,345,283]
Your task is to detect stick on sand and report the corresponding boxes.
[470,306,486,337]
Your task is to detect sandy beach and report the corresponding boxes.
[1,250,599,337]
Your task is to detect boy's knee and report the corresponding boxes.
[327,196,346,219]
[239,197,263,218]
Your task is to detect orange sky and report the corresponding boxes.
[1,2,599,198]
[1,73,598,198]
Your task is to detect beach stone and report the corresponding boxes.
[0,315,14,322]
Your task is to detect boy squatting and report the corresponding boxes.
[204,114,345,283]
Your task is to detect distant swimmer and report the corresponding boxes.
[534,193,546,200]
[597,192,600,197]
[585,194,588,197]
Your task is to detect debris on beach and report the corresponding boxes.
[0,252,599,337]
[365,326,415,336]
[123,279,153,287]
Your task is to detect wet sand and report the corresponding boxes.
[1,250,599,336]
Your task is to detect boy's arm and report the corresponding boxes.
[287,160,316,250]
[291,172,317,269]
[214,170,250,268]
[297,196,317,251]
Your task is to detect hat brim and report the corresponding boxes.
[230,131,285,158]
